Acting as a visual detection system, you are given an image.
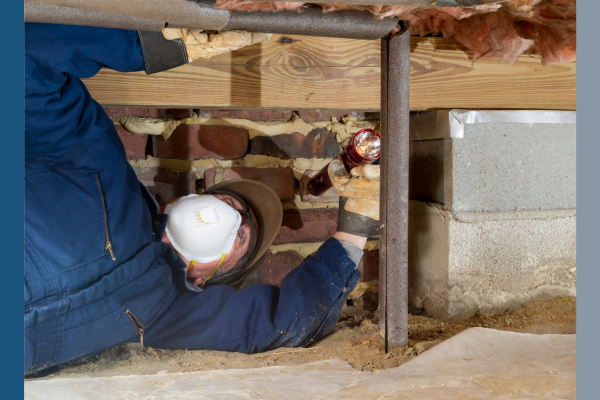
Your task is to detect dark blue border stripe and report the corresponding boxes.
[4,3,24,394]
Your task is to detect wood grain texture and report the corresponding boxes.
[83,35,576,111]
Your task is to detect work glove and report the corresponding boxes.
[328,157,380,238]
[162,28,272,61]
[138,28,271,75]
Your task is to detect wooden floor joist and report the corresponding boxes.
[83,35,576,111]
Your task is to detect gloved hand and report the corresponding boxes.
[328,158,380,237]
[162,28,272,61]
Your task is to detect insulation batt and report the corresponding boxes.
[215,0,576,65]
[163,28,272,60]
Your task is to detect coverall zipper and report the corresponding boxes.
[94,173,115,261]
[125,309,145,347]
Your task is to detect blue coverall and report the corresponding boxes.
[24,23,361,375]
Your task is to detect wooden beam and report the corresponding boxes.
[83,35,576,111]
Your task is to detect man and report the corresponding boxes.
[24,23,380,375]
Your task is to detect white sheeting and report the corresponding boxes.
[24,327,576,400]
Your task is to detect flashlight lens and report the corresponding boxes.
[354,130,380,159]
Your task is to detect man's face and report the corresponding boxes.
[160,194,258,287]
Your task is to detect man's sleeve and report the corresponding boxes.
[25,23,188,80]
[25,23,187,158]
[144,238,362,353]
[26,23,144,81]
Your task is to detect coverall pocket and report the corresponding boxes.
[25,167,109,277]
[56,309,140,367]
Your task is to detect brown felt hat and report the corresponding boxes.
[204,179,282,286]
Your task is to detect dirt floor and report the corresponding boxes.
[27,296,576,380]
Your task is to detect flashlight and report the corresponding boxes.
[306,128,381,196]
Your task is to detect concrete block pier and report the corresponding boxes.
[407,110,576,319]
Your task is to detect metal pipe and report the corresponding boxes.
[25,2,166,32]
[379,22,410,352]
[25,1,399,40]
[223,9,398,40]
[25,0,231,30]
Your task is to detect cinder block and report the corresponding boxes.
[196,109,293,121]
[133,167,196,206]
[298,170,340,203]
[202,167,296,201]
[273,209,338,245]
[408,200,576,320]
[105,107,193,118]
[153,125,249,160]
[115,125,147,160]
[241,251,304,287]
[249,128,340,159]
[409,110,576,212]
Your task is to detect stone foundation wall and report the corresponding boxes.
[106,107,380,311]
[109,107,576,319]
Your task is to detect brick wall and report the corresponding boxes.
[108,107,380,308]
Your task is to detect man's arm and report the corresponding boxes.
[144,235,363,352]
[334,232,368,249]
[143,163,380,353]
[25,23,187,158]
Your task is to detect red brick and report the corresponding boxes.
[115,125,147,160]
[353,292,379,312]
[297,110,380,122]
[153,125,249,160]
[196,109,293,121]
[298,169,340,203]
[241,251,304,287]
[150,109,194,119]
[104,107,193,119]
[105,107,149,118]
[249,128,340,160]
[273,209,338,245]
[357,249,379,281]
[297,110,350,122]
[133,167,196,206]
[202,167,295,201]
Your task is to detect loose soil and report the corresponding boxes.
[27,296,576,380]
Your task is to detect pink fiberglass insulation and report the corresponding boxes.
[215,0,576,65]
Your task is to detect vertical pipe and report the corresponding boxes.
[379,22,410,352]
